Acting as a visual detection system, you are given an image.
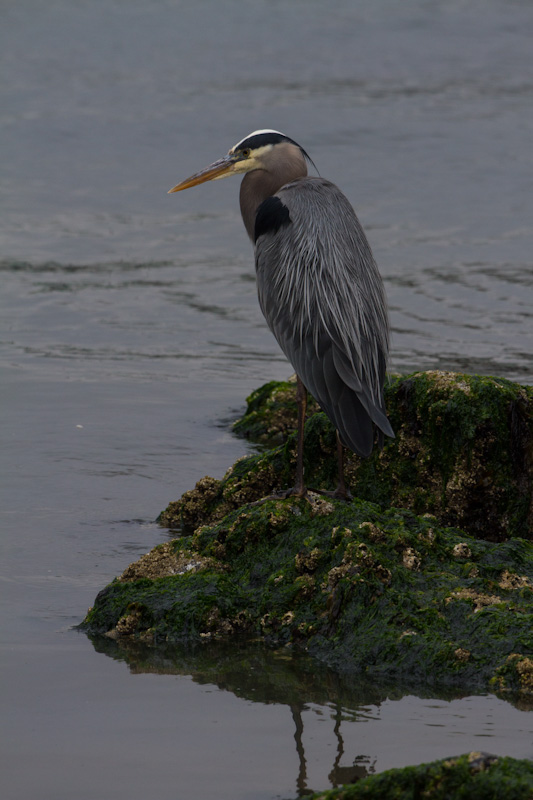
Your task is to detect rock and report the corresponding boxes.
[230,370,533,541]
[82,494,533,693]
[82,371,533,693]
[302,752,533,799]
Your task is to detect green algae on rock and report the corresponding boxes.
[230,370,533,541]
[82,496,533,694]
[232,377,321,444]
[302,752,533,800]
[83,371,533,692]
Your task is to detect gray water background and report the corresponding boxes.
[1,1,533,798]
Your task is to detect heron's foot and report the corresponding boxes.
[308,485,353,502]
[250,486,311,506]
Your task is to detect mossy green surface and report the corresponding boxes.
[304,752,533,799]
[82,370,533,692]
[229,371,533,541]
[82,495,533,693]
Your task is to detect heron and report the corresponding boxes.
[169,129,394,499]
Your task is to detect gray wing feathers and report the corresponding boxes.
[255,176,394,457]
[331,344,393,436]
[290,331,386,457]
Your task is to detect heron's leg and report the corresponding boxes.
[308,432,352,501]
[250,376,310,505]
[334,433,352,500]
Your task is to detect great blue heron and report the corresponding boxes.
[169,129,394,499]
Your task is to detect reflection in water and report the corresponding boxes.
[88,636,468,707]
[290,704,308,795]
[89,636,517,795]
[329,704,376,789]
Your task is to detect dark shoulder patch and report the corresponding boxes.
[254,196,291,243]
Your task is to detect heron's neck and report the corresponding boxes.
[239,171,281,240]
[239,144,307,240]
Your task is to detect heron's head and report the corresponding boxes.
[168,129,316,193]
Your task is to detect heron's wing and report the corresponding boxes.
[298,331,377,456]
[254,177,394,456]
[331,342,393,436]
[267,314,391,456]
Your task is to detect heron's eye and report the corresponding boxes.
[241,148,251,158]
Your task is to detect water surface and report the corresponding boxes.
[1,2,532,798]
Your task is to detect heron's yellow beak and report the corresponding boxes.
[168,154,237,193]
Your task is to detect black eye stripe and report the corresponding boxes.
[234,132,318,175]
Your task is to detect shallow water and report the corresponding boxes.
[1,1,532,798]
